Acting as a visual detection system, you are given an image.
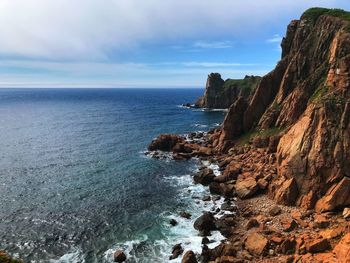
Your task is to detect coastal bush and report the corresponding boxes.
[302,8,350,23]
[223,77,261,96]
[236,127,282,146]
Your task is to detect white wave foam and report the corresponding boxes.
[50,249,85,263]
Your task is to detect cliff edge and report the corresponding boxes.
[195,73,261,109]
[210,7,350,211]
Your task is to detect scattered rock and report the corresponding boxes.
[246,218,260,230]
[113,250,126,262]
[306,238,331,253]
[280,217,298,232]
[343,207,350,219]
[170,243,184,260]
[245,232,269,256]
[280,238,297,255]
[170,219,178,226]
[179,211,192,219]
[313,214,330,229]
[269,205,282,216]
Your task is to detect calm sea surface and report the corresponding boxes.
[0,88,225,263]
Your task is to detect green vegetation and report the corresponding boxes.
[310,85,329,102]
[302,8,350,23]
[223,76,261,97]
[236,127,283,146]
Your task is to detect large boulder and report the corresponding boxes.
[148,134,184,151]
[194,212,217,233]
[244,232,269,256]
[113,250,126,262]
[235,177,259,199]
[182,250,198,263]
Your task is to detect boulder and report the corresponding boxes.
[170,219,178,226]
[343,207,350,219]
[269,205,282,216]
[170,243,183,260]
[113,250,126,262]
[245,232,269,256]
[334,233,350,260]
[315,177,350,212]
[148,134,184,151]
[193,169,215,185]
[194,212,217,233]
[306,238,331,253]
[181,250,198,263]
[273,178,298,206]
[179,211,191,219]
[280,217,298,232]
[235,177,259,199]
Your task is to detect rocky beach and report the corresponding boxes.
[146,8,350,263]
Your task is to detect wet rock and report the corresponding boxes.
[182,250,198,263]
[194,212,217,233]
[245,232,269,256]
[179,211,192,219]
[170,243,184,260]
[202,195,211,202]
[113,250,126,262]
[202,237,210,245]
[193,169,215,185]
[148,134,184,151]
[170,219,178,226]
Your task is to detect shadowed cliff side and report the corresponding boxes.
[211,7,350,211]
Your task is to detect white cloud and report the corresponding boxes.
[0,0,346,60]
[267,34,283,43]
[192,41,233,49]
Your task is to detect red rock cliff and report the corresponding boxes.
[214,8,350,211]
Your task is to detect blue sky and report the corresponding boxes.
[0,0,349,88]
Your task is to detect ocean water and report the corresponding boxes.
[0,88,226,263]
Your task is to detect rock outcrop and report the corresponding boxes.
[212,8,350,211]
[195,73,261,109]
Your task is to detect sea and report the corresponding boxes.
[0,88,227,263]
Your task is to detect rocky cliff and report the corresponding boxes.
[211,8,350,211]
[195,73,261,109]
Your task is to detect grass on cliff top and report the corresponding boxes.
[303,8,350,23]
[223,77,261,96]
[236,127,282,146]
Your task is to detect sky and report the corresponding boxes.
[0,0,349,88]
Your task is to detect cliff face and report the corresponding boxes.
[195,73,261,109]
[214,8,350,211]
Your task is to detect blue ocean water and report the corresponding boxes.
[0,88,225,263]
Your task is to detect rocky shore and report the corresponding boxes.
[144,7,350,263]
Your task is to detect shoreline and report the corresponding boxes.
[145,130,350,263]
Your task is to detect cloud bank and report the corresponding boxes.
[0,0,346,60]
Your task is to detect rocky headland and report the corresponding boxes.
[194,74,261,109]
[147,7,350,263]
